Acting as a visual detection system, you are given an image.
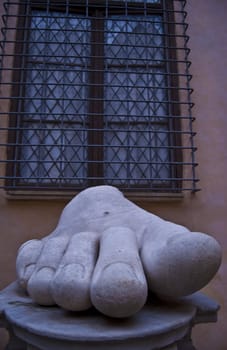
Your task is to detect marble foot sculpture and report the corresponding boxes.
[16,186,221,318]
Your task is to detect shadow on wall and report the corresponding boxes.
[0,329,9,350]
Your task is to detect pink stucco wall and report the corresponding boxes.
[0,0,227,349]
[184,1,227,349]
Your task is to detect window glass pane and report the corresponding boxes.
[104,13,170,186]
[24,65,88,122]
[104,68,167,122]
[29,11,90,65]
[105,16,164,65]
[26,11,90,122]
[20,11,90,183]
[20,124,87,184]
[104,124,170,185]
[19,7,170,188]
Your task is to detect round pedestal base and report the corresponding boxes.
[5,300,195,350]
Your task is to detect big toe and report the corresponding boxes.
[141,231,221,298]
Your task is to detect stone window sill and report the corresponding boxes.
[4,190,184,202]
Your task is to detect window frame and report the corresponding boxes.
[4,0,190,195]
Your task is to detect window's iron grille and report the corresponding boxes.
[0,0,199,195]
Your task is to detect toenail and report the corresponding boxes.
[57,263,85,279]
[36,267,55,278]
[102,262,137,280]
[23,263,36,281]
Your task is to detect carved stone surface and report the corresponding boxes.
[16,185,221,318]
[0,283,220,350]
[0,282,194,350]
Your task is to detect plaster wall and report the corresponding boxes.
[0,0,227,349]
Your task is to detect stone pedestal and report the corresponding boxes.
[0,283,219,350]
